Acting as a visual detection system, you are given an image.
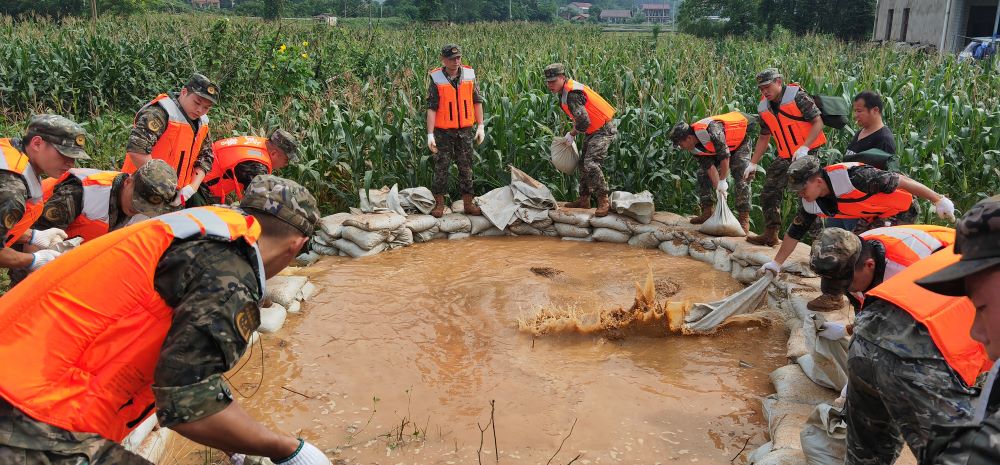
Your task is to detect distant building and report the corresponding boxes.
[600,9,632,24]
[640,3,672,23]
[191,0,220,8]
[873,0,1000,53]
[568,2,592,11]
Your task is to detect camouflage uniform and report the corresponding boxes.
[693,119,754,215]
[202,130,299,204]
[426,48,483,197]
[563,90,616,197]
[0,176,320,464]
[0,141,30,249]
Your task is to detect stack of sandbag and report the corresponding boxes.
[405,214,442,243]
[548,209,593,239]
[261,274,318,333]
[478,166,558,231]
[748,366,839,465]
[399,187,436,215]
[610,190,655,224]
[332,212,409,258]
[312,213,352,256]
[359,184,405,215]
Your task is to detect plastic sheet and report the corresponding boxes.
[683,274,773,333]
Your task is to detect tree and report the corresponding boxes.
[678,0,760,37]
[416,0,442,20]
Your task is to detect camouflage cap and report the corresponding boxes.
[544,63,566,82]
[239,175,319,237]
[787,155,823,193]
[669,122,692,146]
[131,159,180,216]
[441,44,461,58]
[267,129,299,162]
[917,195,1000,296]
[185,73,220,104]
[756,68,783,86]
[26,114,90,160]
[810,228,863,295]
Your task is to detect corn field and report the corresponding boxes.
[1,14,998,223]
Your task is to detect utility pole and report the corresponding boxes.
[509,0,512,21]
[90,0,98,29]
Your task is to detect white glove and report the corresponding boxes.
[792,146,809,160]
[757,260,782,278]
[29,228,68,249]
[475,125,485,145]
[742,163,758,180]
[28,249,62,271]
[178,185,196,203]
[935,196,956,221]
[818,322,849,340]
[427,133,438,153]
[716,179,729,193]
[564,132,575,145]
[274,440,331,465]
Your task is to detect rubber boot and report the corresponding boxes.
[462,193,482,216]
[746,226,780,247]
[807,293,846,312]
[689,204,714,225]
[564,191,591,209]
[594,193,611,217]
[431,194,446,218]
[738,211,751,235]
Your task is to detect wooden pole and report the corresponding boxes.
[90,0,98,29]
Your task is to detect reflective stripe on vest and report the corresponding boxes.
[45,169,120,242]
[800,163,913,220]
[560,79,616,135]
[691,112,750,156]
[206,137,273,200]
[0,139,45,247]
[860,225,955,272]
[121,95,210,186]
[431,66,477,129]
[867,246,993,386]
[0,206,263,442]
[757,84,827,159]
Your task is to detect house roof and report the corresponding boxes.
[600,9,632,18]
[568,2,592,8]
[641,3,670,10]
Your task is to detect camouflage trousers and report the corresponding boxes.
[432,127,475,196]
[0,399,152,465]
[759,156,793,231]
[577,122,617,197]
[845,336,977,465]
[696,141,752,215]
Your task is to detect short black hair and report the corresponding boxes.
[251,210,305,240]
[853,91,884,113]
[853,240,875,272]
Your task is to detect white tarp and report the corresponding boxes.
[683,274,773,333]
[478,165,558,230]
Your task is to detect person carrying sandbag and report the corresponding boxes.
[669,111,756,234]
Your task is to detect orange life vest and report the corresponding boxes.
[801,162,913,220]
[0,206,264,442]
[205,136,273,200]
[757,84,827,159]
[867,246,993,387]
[431,66,477,130]
[40,169,123,242]
[849,225,955,305]
[691,112,750,156]
[0,139,45,248]
[121,94,210,186]
[560,79,616,135]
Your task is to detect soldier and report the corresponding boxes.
[33,159,180,242]
[669,111,756,233]
[0,114,89,274]
[426,44,485,218]
[757,156,955,311]
[744,68,827,246]
[916,195,1000,465]
[544,63,617,217]
[202,129,298,204]
[0,176,331,465]
[122,73,219,207]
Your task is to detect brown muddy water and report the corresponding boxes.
[163,237,788,465]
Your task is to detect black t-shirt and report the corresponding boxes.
[847,126,896,155]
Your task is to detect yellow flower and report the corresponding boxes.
[301,53,308,59]
[302,41,309,47]
[279,44,286,53]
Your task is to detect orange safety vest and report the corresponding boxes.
[560,79,616,135]
[40,169,123,242]
[121,94,210,186]
[691,112,750,156]
[757,84,827,159]
[801,162,913,220]
[0,139,45,247]
[867,246,993,387]
[431,66,477,130]
[0,206,264,442]
[205,136,273,200]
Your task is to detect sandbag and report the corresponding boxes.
[258,303,288,333]
[554,222,591,238]
[399,187,436,214]
[591,227,630,243]
[770,365,837,405]
[800,403,847,465]
[405,214,439,233]
[286,300,302,314]
[468,215,494,235]
[344,212,406,231]
[699,190,745,237]
[266,276,308,308]
[333,238,387,258]
[449,232,470,240]
[318,212,352,238]
[311,242,339,256]
[799,313,850,390]
[413,226,440,243]
[438,213,472,233]
[508,220,543,236]
[589,213,637,233]
[610,190,655,224]
[341,225,390,251]
[359,184,405,216]
[298,282,317,301]
[628,231,660,249]
[479,227,505,236]
[659,238,689,256]
[652,211,686,226]
[762,395,814,451]
[312,232,336,247]
[529,217,558,236]
[550,136,579,174]
[683,274,772,333]
[386,225,414,249]
[548,209,592,227]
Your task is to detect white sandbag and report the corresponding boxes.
[432,231,448,240]
[610,190,655,224]
[438,213,472,234]
[258,303,288,333]
[508,220,543,236]
[549,136,579,174]
[762,395,814,451]
[589,213,637,233]
[554,222,591,238]
[800,403,847,465]
[770,365,837,405]
[632,222,667,234]
[628,231,660,249]
[699,190,746,237]
[688,243,716,263]
[286,300,302,314]
[562,236,594,242]
[449,232,470,240]
[295,251,321,266]
[298,282,317,301]
[311,242,339,256]
[753,449,807,465]
[548,209,592,227]
[479,227,505,236]
[712,248,734,272]
[683,274,772,333]
[266,276,308,308]
[399,187,435,214]
[468,215,494,235]
[359,184,405,216]
[659,238,689,256]
[333,239,387,258]
[318,212,352,238]
[341,225,390,251]
[413,227,440,243]
[450,199,465,213]
[405,214,439,233]
[387,226,414,249]
[343,212,406,231]
[799,314,851,390]
[591,227,630,243]
[652,211,686,226]
[748,442,774,464]
[530,217,559,236]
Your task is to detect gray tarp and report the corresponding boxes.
[610,190,655,224]
[478,165,558,230]
[683,274,773,333]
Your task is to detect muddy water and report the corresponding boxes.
[165,237,787,465]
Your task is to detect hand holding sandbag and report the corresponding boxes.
[792,146,809,160]
[817,322,848,340]
[29,228,67,249]
[716,179,729,194]
[935,196,956,221]
[757,260,782,278]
